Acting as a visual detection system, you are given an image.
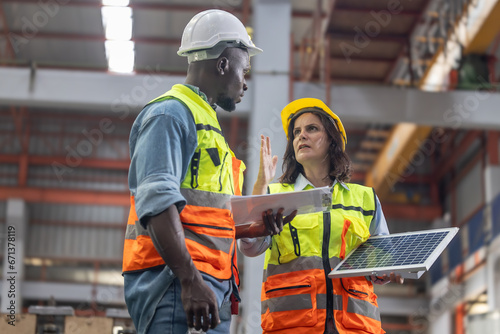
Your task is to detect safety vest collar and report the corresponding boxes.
[183,84,210,105]
[149,84,218,122]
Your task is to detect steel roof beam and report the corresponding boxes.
[0,186,129,206]
[327,32,408,44]
[3,66,500,126]
[293,81,500,129]
[2,0,325,19]
[0,31,179,45]
[464,0,500,54]
[0,154,130,170]
[364,0,500,200]
[365,123,433,199]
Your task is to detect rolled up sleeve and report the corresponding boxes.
[135,173,186,227]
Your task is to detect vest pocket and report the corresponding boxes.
[274,213,321,264]
[262,275,318,330]
[339,215,371,259]
[194,145,229,192]
[340,277,381,330]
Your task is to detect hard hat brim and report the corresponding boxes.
[280,98,346,151]
[177,40,263,58]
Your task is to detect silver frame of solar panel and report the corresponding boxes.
[328,227,459,279]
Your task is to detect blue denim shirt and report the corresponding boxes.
[129,85,209,228]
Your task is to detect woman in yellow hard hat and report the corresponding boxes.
[241,98,402,334]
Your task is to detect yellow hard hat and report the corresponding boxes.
[280,98,347,151]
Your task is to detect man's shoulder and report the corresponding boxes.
[134,97,195,132]
[142,97,192,121]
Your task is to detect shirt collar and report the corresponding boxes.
[294,173,350,191]
[184,84,217,110]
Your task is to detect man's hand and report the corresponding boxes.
[148,206,220,331]
[370,272,404,285]
[181,275,219,332]
[262,208,295,235]
[235,208,297,239]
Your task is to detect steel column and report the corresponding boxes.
[241,1,291,333]
[1,199,28,317]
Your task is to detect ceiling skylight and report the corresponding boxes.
[106,41,135,73]
[102,0,130,6]
[102,6,133,40]
[102,1,134,73]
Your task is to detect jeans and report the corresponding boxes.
[124,266,233,334]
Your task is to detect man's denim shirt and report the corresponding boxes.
[128,85,211,228]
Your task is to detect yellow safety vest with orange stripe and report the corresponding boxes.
[122,84,245,285]
[261,182,385,334]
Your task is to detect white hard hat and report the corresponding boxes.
[178,9,263,63]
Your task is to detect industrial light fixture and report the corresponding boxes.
[103,0,130,5]
[101,0,135,73]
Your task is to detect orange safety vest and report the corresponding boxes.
[261,182,384,334]
[122,84,245,285]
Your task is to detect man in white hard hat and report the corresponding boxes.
[122,9,295,334]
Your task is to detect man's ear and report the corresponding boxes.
[216,57,229,75]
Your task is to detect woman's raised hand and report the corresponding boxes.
[252,135,278,195]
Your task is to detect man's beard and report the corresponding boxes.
[216,95,236,112]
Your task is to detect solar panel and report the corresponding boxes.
[328,227,459,279]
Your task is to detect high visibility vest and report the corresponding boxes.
[261,182,384,334]
[122,84,245,284]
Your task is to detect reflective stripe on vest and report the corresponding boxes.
[346,296,381,322]
[181,188,232,209]
[124,215,234,254]
[261,293,343,314]
[263,256,341,279]
[261,182,384,334]
[122,84,245,282]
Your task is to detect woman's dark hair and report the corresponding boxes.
[279,109,352,184]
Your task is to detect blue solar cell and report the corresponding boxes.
[336,230,450,272]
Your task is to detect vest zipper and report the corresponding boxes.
[265,284,311,294]
[340,278,369,298]
[322,211,337,334]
